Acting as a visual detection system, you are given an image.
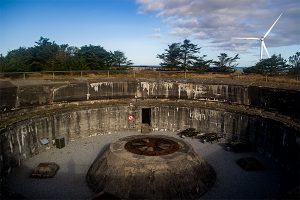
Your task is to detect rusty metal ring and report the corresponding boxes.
[124,137,180,156]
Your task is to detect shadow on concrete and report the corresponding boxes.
[3,144,114,199]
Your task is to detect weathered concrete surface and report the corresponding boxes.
[86,135,216,199]
[0,100,299,183]
[6,131,296,199]
[0,78,299,198]
[0,78,299,120]
[248,86,300,119]
[0,81,17,111]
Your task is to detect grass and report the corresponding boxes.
[0,70,299,88]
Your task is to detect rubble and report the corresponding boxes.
[31,162,59,178]
[178,128,221,143]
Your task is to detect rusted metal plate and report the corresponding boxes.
[124,137,180,156]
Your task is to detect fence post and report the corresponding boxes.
[184,71,187,78]
[52,72,55,80]
[265,75,268,82]
[107,70,110,78]
[23,73,26,80]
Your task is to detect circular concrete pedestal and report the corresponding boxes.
[86,135,216,199]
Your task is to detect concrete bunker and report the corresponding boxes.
[86,135,216,199]
[0,79,299,199]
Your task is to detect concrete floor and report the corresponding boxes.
[7,131,295,199]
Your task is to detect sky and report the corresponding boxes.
[0,0,299,67]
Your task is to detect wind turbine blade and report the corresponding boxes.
[260,41,263,60]
[263,13,283,38]
[262,41,270,58]
[233,37,260,40]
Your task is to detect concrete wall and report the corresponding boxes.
[0,79,299,190]
[1,103,298,178]
[1,79,299,119]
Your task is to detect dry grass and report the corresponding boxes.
[0,70,299,88]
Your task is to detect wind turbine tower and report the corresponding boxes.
[234,13,283,60]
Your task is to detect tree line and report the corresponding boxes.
[0,37,299,75]
[0,37,133,72]
[157,39,239,73]
[243,53,300,75]
[158,39,300,75]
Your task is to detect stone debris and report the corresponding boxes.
[178,128,221,143]
[31,162,59,178]
[196,132,221,143]
[178,128,198,137]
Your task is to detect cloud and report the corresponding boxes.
[148,27,162,39]
[136,0,300,52]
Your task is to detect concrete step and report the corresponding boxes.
[141,124,152,133]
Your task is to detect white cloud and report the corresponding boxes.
[136,0,300,52]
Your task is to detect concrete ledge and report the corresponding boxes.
[0,99,299,182]
[1,78,299,120]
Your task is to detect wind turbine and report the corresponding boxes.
[234,13,283,60]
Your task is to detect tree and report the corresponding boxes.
[0,36,134,72]
[77,45,111,70]
[111,50,133,68]
[191,55,212,72]
[52,44,69,71]
[288,52,300,75]
[157,43,182,69]
[212,53,239,73]
[0,54,6,72]
[64,46,80,70]
[4,47,32,72]
[180,39,201,70]
[157,39,205,70]
[243,54,289,75]
[31,37,60,71]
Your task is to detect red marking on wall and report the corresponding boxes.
[128,115,134,121]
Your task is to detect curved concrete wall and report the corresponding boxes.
[1,101,299,177]
[0,79,299,191]
[1,79,299,120]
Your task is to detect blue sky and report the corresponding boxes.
[1,0,299,67]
